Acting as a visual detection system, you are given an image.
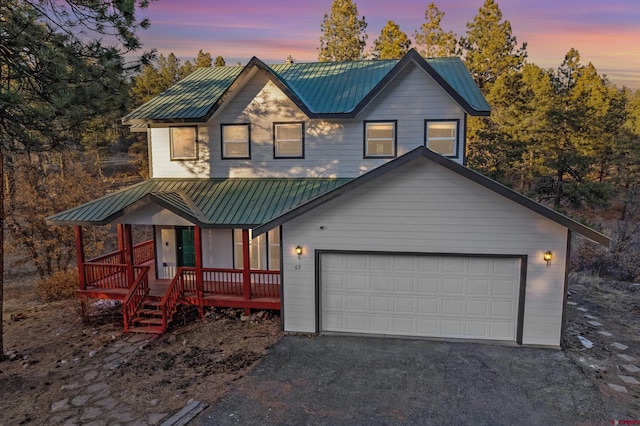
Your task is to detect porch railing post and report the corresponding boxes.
[117,223,125,263]
[75,226,86,290]
[194,226,204,318]
[242,229,251,315]
[124,224,135,288]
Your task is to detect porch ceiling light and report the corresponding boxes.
[295,245,303,259]
[543,250,553,266]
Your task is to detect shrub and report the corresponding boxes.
[36,269,79,302]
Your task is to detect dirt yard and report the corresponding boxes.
[0,274,283,425]
[3,269,640,423]
[564,272,640,418]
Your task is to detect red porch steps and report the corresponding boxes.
[128,299,165,334]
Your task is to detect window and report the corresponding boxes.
[233,227,280,271]
[426,120,458,156]
[364,121,396,158]
[170,127,197,160]
[274,122,304,158]
[221,124,250,159]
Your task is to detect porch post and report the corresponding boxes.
[194,226,204,318]
[75,226,86,290]
[242,229,251,314]
[117,224,125,263]
[123,224,135,287]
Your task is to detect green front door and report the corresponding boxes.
[176,226,195,267]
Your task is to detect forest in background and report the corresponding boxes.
[4,0,640,293]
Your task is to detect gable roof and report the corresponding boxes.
[252,147,611,247]
[46,178,352,228]
[122,49,490,125]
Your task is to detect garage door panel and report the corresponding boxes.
[418,257,440,272]
[417,298,439,314]
[465,321,489,337]
[346,314,367,331]
[393,297,415,314]
[370,316,390,333]
[466,300,489,316]
[468,279,490,295]
[393,317,415,333]
[394,276,415,292]
[442,299,464,316]
[493,280,516,296]
[321,253,520,341]
[418,277,440,293]
[443,278,464,294]
[468,257,492,274]
[371,275,392,291]
[441,319,463,335]
[370,296,391,312]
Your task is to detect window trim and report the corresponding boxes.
[424,119,460,158]
[363,120,397,159]
[169,126,198,161]
[221,123,251,159]
[273,122,305,159]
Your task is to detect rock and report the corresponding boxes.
[10,312,27,321]
[577,336,593,348]
[240,314,250,322]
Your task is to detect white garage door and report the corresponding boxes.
[320,253,521,341]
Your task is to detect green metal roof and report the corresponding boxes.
[125,66,243,122]
[269,60,398,114]
[46,178,352,227]
[123,49,490,124]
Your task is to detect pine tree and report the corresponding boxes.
[0,0,151,361]
[414,2,457,57]
[318,0,368,61]
[215,55,226,67]
[458,0,527,90]
[372,21,411,59]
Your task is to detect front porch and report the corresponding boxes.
[75,224,281,334]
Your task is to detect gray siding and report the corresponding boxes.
[149,63,466,179]
[281,158,568,347]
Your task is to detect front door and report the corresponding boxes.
[176,226,195,267]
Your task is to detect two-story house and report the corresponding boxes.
[48,49,609,347]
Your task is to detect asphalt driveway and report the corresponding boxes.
[198,335,609,425]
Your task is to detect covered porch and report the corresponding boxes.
[48,178,352,334]
[75,223,280,334]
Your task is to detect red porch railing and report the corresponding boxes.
[160,267,192,332]
[83,240,154,289]
[200,268,280,299]
[123,265,150,332]
[133,240,154,265]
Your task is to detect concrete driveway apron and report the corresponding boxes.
[199,335,608,425]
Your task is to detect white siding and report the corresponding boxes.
[281,157,568,347]
[148,62,467,179]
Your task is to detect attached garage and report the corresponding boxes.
[253,147,610,347]
[320,252,525,343]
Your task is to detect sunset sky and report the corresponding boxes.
[136,0,640,90]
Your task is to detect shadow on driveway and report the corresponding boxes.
[199,335,608,425]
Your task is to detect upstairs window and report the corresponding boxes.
[426,120,458,157]
[221,123,250,159]
[170,126,197,160]
[274,122,304,158]
[364,121,396,158]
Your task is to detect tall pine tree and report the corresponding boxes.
[318,0,368,61]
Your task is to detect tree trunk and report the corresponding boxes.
[1,148,4,361]
[554,169,564,210]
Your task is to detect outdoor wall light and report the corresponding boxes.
[295,245,303,259]
[543,250,553,266]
